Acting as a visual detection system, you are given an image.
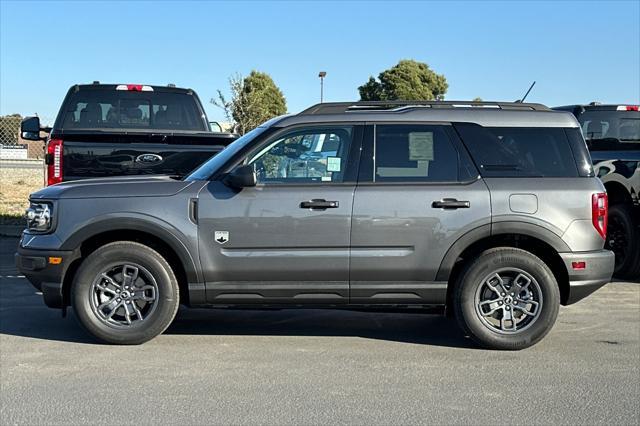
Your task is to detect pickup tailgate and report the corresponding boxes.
[57,132,235,180]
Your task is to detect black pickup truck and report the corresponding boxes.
[21,83,236,185]
[554,103,640,279]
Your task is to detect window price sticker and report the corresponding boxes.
[409,132,434,161]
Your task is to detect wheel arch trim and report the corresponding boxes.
[436,221,570,282]
[60,214,201,284]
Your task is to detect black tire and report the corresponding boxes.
[607,204,640,280]
[453,247,560,350]
[71,242,179,344]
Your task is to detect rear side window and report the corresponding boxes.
[454,124,579,177]
[58,89,207,131]
[374,125,463,182]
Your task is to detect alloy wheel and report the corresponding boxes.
[89,263,159,328]
[474,268,543,334]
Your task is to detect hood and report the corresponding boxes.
[30,175,198,200]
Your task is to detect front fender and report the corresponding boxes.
[60,213,201,284]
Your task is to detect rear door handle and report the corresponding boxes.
[432,198,470,209]
[300,199,339,210]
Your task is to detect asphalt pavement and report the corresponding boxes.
[1,236,639,425]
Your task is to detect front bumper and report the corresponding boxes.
[15,245,80,308]
[560,250,615,305]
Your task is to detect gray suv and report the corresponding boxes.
[16,101,614,349]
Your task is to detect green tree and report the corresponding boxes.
[473,97,483,102]
[358,59,448,101]
[213,71,287,135]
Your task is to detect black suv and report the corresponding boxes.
[554,103,640,278]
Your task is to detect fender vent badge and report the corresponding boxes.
[214,231,229,245]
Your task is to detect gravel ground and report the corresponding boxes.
[1,237,639,425]
[0,165,44,217]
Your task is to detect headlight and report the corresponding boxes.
[25,201,53,232]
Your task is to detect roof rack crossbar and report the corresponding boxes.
[300,101,550,115]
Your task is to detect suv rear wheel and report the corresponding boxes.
[71,242,179,344]
[454,248,560,350]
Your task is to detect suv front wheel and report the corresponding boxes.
[71,242,180,344]
[454,247,560,350]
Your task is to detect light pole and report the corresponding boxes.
[318,71,326,103]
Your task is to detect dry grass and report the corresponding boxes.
[0,166,45,219]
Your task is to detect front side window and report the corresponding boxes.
[374,125,460,182]
[248,127,352,184]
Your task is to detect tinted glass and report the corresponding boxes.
[59,89,207,131]
[578,110,640,151]
[248,127,353,184]
[375,125,459,182]
[455,124,579,177]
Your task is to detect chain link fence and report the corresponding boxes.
[0,115,52,160]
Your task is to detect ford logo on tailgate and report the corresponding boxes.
[135,153,163,164]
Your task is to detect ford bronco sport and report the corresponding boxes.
[16,101,614,349]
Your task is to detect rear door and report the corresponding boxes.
[197,124,363,304]
[350,123,491,304]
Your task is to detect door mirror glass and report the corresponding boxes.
[21,116,41,141]
[209,121,223,132]
[223,164,256,188]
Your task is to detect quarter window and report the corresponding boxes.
[454,124,579,177]
[248,127,352,184]
[374,125,460,182]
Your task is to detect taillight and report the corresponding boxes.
[47,139,63,186]
[592,192,608,239]
[616,105,639,111]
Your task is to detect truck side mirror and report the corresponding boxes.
[21,116,42,141]
[209,121,223,132]
[223,164,257,188]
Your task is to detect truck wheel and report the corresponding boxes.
[607,204,640,280]
[453,248,560,350]
[71,242,179,344]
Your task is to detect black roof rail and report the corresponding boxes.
[299,100,550,115]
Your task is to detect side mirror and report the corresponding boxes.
[21,116,42,141]
[223,164,256,188]
[209,121,223,132]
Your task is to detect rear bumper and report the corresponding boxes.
[560,250,614,305]
[15,245,80,308]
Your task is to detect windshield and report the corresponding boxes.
[579,110,640,150]
[186,126,269,180]
[58,89,208,132]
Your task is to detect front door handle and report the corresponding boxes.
[300,199,339,210]
[432,198,470,209]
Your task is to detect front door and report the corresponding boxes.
[197,125,362,305]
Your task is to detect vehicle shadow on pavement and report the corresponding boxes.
[164,307,478,349]
[0,288,475,348]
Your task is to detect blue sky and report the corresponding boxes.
[1,0,639,124]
